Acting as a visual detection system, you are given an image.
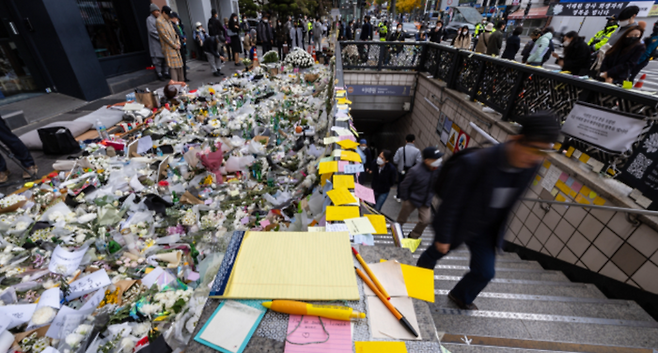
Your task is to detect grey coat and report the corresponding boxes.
[399,162,439,208]
[313,21,323,41]
[147,14,163,58]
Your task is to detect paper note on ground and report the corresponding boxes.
[355,341,408,353]
[365,215,387,234]
[284,315,351,353]
[354,183,376,203]
[0,304,36,329]
[401,238,422,253]
[46,305,94,338]
[137,135,153,154]
[49,245,89,275]
[333,175,355,189]
[337,139,359,150]
[319,161,338,174]
[341,150,362,162]
[327,188,358,206]
[362,260,408,297]
[400,264,435,303]
[367,296,421,340]
[344,217,376,235]
[198,300,264,353]
[326,206,360,221]
[66,269,112,300]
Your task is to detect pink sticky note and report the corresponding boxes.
[571,181,583,193]
[559,172,569,182]
[241,217,249,225]
[260,219,271,227]
[338,161,349,172]
[187,271,200,281]
[354,183,376,204]
[284,315,351,353]
[339,135,356,142]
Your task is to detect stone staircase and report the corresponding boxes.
[373,223,658,353]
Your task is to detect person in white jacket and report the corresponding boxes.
[527,27,554,65]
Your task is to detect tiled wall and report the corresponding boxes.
[378,73,658,295]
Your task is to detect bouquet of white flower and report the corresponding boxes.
[284,48,314,68]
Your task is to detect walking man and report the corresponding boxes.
[396,147,443,239]
[258,14,274,53]
[146,4,168,80]
[417,112,560,310]
[393,134,422,201]
[156,6,184,82]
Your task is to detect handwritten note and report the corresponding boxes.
[49,245,88,275]
[326,188,358,206]
[137,135,153,154]
[340,151,362,163]
[344,163,364,174]
[0,312,11,334]
[325,206,360,221]
[57,313,86,340]
[344,217,377,235]
[66,269,112,300]
[284,315,352,353]
[0,304,36,329]
[354,184,376,204]
[80,286,109,311]
[333,175,355,189]
[541,165,562,191]
[325,223,350,233]
[365,214,387,234]
[338,161,349,172]
[46,305,94,338]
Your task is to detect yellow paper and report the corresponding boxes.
[550,188,559,197]
[542,160,551,169]
[327,188,358,206]
[401,238,422,253]
[331,149,343,157]
[355,341,408,353]
[580,186,592,198]
[337,98,352,105]
[365,214,387,234]
[579,153,590,164]
[334,175,356,189]
[337,139,359,150]
[319,161,338,174]
[569,190,577,198]
[326,206,360,221]
[349,126,359,137]
[575,194,591,205]
[308,226,326,232]
[400,263,435,303]
[589,191,598,199]
[218,231,359,300]
[553,142,562,150]
[555,193,567,202]
[593,196,606,206]
[344,217,376,235]
[566,146,575,158]
[555,180,571,195]
[341,150,362,163]
[320,172,333,186]
[323,136,339,145]
[623,80,633,89]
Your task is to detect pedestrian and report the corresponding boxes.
[156,6,184,82]
[290,19,304,49]
[417,112,560,310]
[527,27,554,66]
[501,26,522,60]
[369,150,397,211]
[228,14,242,66]
[358,139,374,184]
[346,20,354,40]
[473,18,487,49]
[396,147,442,239]
[553,31,591,76]
[203,32,226,76]
[451,26,471,49]
[146,4,168,80]
[313,17,323,51]
[630,22,658,82]
[392,134,422,202]
[429,21,444,43]
[359,16,373,61]
[275,19,288,60]
[258,14,274,53]
[385,22,403,64]
[607,6,640,47]
[222,18,233,61]
[588,16,619,51]
[521,29,542,63]
[244,29,257,61]
[241,15,251,56]
[170,12,189,82]
[194,22,207,61]
[0,115,37,183]
[208,9,222,37]
[307,17,314,45]
[486,21,505,56]
[475,23,493,53]
[600,26,645,84]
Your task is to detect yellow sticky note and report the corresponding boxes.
[580,186,592,198]
[553,142,562,150]
[579,153,590,164]
[623,80,633,89]
[556,193,567,202]
[337,139,359,150]
[575,194,591,205]
[320,172,333,186]
[555,180,570,195]
[593,196,606,206]
[589,191,598,199]
[365,214,387,234]
[566,146,575,158]
[325,206,360,221]
[308,226,326,232]
[349,126,359,137]
[355,341,408,353]
[337,98,352,105]
[400,263,435,303]
[551,188,559,197]
[319,161,338,175]
[532,180,538,186]
[229,190,240,197]
[569,190,577,198]
[326,188,357,206]
[341,150,362,163]
[401,238,422,253]
[334,175,355,189]
[344,217,376,235]
[543,160,551,169]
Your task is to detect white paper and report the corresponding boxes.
[336,113,350,122]
[587,158,605,173]
[0,304,37,329]
[80,286,108,311]
[344,164,365,174]
[66,269,112,300]
[123,103,144,111]
[353,234,374,246]
[326,223,350,233]
[43,347,61,353]
[141,266,165,289]
[129,175,145,192]
[541,165,562,192]
[36,288,61,309]
[137,136,153,154]
[0,312,11,334]
[46,305,94,338]
[57,313,86,339]
[199,300,263,353]
[49,245,88,275]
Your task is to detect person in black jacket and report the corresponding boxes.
[258,14,274,53]
[227,14,242,65]
[601,26,645,84]
[553,31,591,75]
[370,150,397,211]
[359,16,372,61]
[208,9,222,37]
[429,21,444,43]
[501,26,522,60]
[417,112,560,310]
[346,20,354,40]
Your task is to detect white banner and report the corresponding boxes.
[561,103,646,153]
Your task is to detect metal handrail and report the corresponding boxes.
[520,198,658,217]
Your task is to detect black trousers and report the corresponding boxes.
[0,117,35,172]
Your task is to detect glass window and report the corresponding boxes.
[77,0,143,58]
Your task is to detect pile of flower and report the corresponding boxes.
[284,48,315,68]
[262,50,280,64]
[0,60,335,352]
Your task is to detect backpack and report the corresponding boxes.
[434,147,482,199]
[38,127,81,155]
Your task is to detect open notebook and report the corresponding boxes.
[210,231,360,300]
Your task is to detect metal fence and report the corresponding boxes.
[338,40,658,169]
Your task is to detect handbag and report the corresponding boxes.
[38,127,81,155]
[283,43,289,54]
[135,91,160,109]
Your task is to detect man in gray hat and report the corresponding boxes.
[147,3,169,80]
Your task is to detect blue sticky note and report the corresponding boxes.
[194,300,266,353]
[565,177,575,187]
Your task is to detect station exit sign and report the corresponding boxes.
[346,85,413,96]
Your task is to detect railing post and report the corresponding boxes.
[418,43,429,72]
[445,50,461,90]
[378,42,385,71]
[501,71,525,121]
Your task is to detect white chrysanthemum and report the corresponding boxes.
[65,333,84,347]
[31,306,57,325]
[76,213,97,223]
[14,221,29,231]
[120,337,135,353]
[75,324,93,335]
[132,322,150,337]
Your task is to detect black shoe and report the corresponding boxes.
[235,62,242,66]
[448,292,478,310]
[184,79,190,82]
[218,71,225,76]
[213,72,221,77]
[157,75,165,81]
[163,74,171,79]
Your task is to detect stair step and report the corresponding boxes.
[435,268,570,282]
[440,343,576,353]
[432,259,544,270]
[435,279,605,299]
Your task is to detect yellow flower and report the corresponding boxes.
[208,88,216,95]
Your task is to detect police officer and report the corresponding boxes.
[473,18,487,49]
[588,16,619,51]
[379,20,389,41]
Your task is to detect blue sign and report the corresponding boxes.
[346,85,413,96]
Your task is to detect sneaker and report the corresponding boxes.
[448,292,478,310]
[23,165,37,180]
[213,72,221,77]
[235,62,242,66]
[0,171,8,184]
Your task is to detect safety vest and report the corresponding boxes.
[474,23,484,36]
[379,24,388,41]
[588,24,619,51]
[308,21,312,31]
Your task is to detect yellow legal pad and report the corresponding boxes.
[212,232,359,300]
[355,341,408,353]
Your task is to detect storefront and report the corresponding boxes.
[508,5,550,34]
[0,0,152,102]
